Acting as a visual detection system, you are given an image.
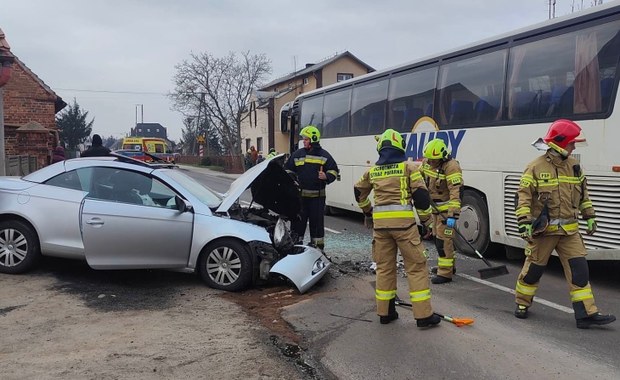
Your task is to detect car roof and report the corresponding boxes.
[22,153,175,183]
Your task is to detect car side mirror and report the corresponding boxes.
[175,196,193,213]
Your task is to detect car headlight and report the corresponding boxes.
[273,218,293,250]
[312,258,327,275]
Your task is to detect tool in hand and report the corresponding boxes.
[429,201,509,279]
[394,296,474,327]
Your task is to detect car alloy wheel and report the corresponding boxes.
[198,239,252,292]
[0,220,41,274]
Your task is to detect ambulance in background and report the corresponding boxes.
[120,137,175,163]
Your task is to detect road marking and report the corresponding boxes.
[325,227,341,234]
[240,200,342,234]
[458,273,575,314]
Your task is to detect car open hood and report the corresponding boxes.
[215,155,300,219]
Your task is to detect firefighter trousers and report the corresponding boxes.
[432,215,456,279]
[292,196,325,249]
[515,232,598,319]
[372,225,433,319]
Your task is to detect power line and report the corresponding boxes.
[55,87,168,95]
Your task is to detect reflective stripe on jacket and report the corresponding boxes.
[421,158,463,217]
[285,144,339,197]
[354,161,429,229]
[515,149,595,236]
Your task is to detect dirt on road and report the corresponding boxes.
[0,257,348,380]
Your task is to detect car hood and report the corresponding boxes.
[215,155,300,219]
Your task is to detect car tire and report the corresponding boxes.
[0,220,41,274]
[198,239,253,292]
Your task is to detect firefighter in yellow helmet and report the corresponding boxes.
[420,138,463,284]
[514,119,615,328]
[267,148,278,159]
[285,125,339,251]
[354,129,441,327]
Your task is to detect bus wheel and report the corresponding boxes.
[454,190,497,258]
[324,205,338,216]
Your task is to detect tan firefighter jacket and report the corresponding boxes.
[516,149,595,236]
[420,158,463,218]
[355,161,430,229]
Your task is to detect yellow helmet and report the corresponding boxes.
[300,125,320,143]
[423,138,449,160]
[375,129,406,152]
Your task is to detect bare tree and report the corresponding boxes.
[170,51,272,164]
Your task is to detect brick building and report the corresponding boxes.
[2,55,66,169]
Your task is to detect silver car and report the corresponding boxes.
[0,154,330,293]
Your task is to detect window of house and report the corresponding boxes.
[337,73,353,82]
[245,139,251,151]
[303,77,309,85]
[257,137,263,152]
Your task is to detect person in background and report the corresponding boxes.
[81,134,111,157]
[250,146,258,166]
[514,119,615,329]
[285,125,339,251]
[354,129,439,327]
[51,146,65,164]
[256,151,265,164]
[267,148,278,159]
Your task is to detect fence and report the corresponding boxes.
[5,155,38,176]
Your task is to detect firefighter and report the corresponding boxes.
[354,129,441,327]
[285,125,339,251]
[514,119,615,329]
[267,148,278,159]
[420,138,463,284]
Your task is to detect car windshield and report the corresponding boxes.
[158,168,222,208]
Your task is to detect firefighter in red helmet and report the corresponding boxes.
[514,119,615,328]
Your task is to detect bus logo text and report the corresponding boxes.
[404,130,466,161]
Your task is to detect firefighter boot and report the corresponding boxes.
[416,313,441,328]
[431,275,452,284]
[576,312,616,329]
[380,299,399,325]
[514,304,529,319]
[430,266,456,275]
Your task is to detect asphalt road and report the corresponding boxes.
[184,165,620,379]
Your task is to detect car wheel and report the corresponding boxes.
[0,220,41,274]
[198,239,253,292]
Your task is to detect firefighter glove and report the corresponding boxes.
[364,213,374,229]
[446,217,456,228]
[518,222,533,241]
[586,218,597,235]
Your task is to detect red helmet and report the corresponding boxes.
[543,119,586,149]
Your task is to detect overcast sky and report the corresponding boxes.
[0,0,605,142]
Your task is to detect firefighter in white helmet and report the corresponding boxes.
[514,119,615,328]
[354,129,440,327]
[420,138,463,284]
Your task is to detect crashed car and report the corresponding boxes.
[0,153,330,293]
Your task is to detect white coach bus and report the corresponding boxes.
[282,2,620,259]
